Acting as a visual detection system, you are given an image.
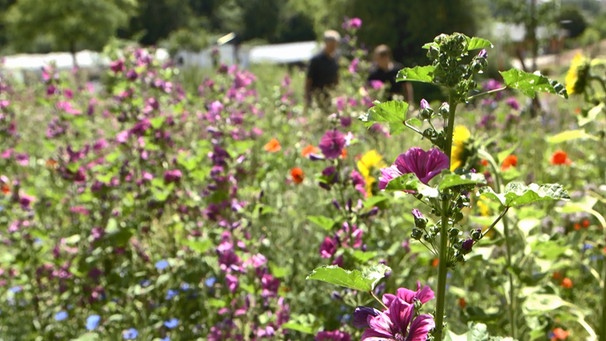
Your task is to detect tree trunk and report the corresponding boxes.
[70,41,79,70]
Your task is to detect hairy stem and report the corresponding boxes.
[434,91,458,340]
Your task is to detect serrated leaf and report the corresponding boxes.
[307,216,336,231]
[351,250,377,263]
[438,173,486,191]
[502,182,570,207]
[467,37,493,50]
[396,65,435,83]
[546,129,599,143]
[360,101,409,134]
[500,69,567,98]
[306,264,391,291]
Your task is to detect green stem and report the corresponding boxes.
[465,86,508,101]
[482,148,517,339]
[434,91,458,340]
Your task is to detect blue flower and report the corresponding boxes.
[55,311,68,321]
[86,314,101,331]
[180,283,190,291]
[204,277,216,287]
[9,286,21,293]
[155,259,169,270]
[164,318,179,329]
[123,328,138,339]
[160,337,170,341]
[165,289,178,300]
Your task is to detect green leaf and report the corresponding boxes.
[360,100,409,134]
[405,117,423,128]
[578,102,604,126]
[71,333,100,341]
[396,65,435,83]
[184,239,214,254]
[500,69,567,98]
[307,216,336,231]
[523,294,565,314]
[467,37,493,50]
[504,183,569,207]
[496,144,518,164]
[281,322,315,335]
[351,250,378,263]
[546,129,599,143]
[385,173,439,198]
[438,173,486,191]
[306,264,391,291]
[481,183,570,207]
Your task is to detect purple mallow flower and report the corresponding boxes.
[380,147,449,187]
[353,306,382,328]
[319,130,346,159]
[361,297,435,341]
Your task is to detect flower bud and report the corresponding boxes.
[412,209,428,229]
[411,228,423,240]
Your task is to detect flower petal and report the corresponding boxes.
[405,314,435,341]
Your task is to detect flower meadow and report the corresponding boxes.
[0,23,606,341]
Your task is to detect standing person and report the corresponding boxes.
[367,44,413,103]
[305,30,341,113]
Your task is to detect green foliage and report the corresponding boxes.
[306,264,391,291]
[4,0,137,53]
[500,69,568,98]
[359,100,409,134]
[481,183,570,207]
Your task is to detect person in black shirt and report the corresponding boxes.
[367,44,413,102]
[305,30,340,113]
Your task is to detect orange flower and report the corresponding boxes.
[481,159,489,167]
[458,297,467,309]
[501,155,517,171]
[551,327,569,340]
[46,158,58,169]
[552,271,563,281]
[264,138,281,153]
[582,219,590,228]
[561,277,573,289]
[551,150,571,166]
[290,167,304,184]
[1,183,9,195]
[301,145,319,158]
[340,148,347,159]
[431,258,439,267]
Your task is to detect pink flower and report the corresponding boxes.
[319,130,346,159]
[389,147,449,185]
[344,17,362,30]
[361,297,434,341]
[316,329,351,341]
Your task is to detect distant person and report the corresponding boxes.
[305,30,341,113]
[367,44,413,103]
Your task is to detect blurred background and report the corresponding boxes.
[0,0,604,77]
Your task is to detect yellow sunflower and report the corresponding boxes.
[565,53,589,95]
[451,125,471,171]
[357,150,386,196]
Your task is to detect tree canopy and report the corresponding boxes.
[4,0,137,54]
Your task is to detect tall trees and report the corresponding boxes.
[4,0,137,62]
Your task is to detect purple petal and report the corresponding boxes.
[382,293,397,307]
[415,285,435,304]
[405,314,435,341]
[389,298,414,335]
[396,287,417,304]
[353,307,382,328]
[363,313,394,340]
[378,165,403,190]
